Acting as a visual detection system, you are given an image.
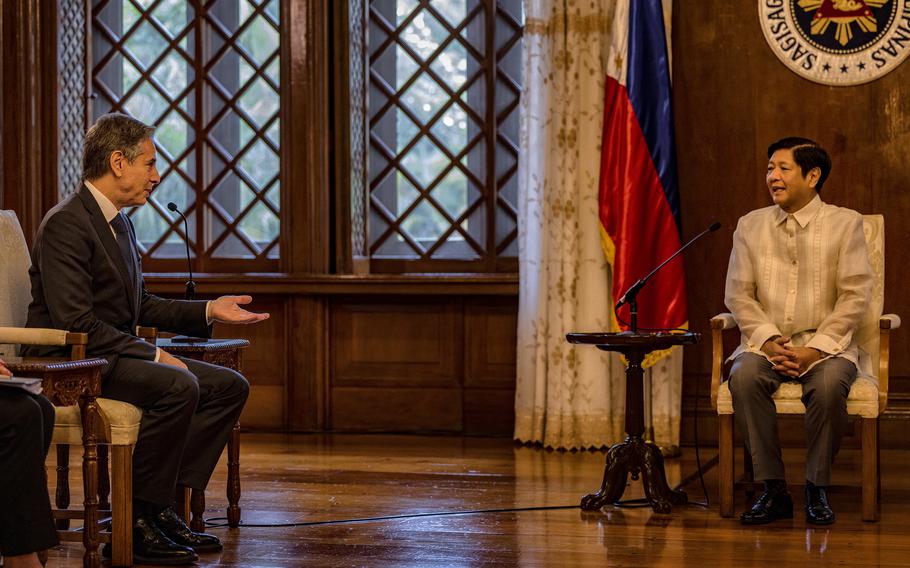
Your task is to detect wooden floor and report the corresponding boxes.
[44,433,910,567]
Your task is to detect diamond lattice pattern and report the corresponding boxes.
[367,0,521,263]
[91,0,280,266]
[60,0,87,200]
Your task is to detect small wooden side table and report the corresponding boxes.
[158,337,250,531]
[566,331,699,514]
[6,356,107,568]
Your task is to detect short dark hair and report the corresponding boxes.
[82,113,155,181]
[767,137,832,191]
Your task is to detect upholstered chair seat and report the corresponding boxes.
[52,400,143,446]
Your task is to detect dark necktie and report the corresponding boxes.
[110,212,137,287]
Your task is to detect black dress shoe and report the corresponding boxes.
[740,484,794,525]
[154,506,223,553]
[805,482,836,525]
[133,516,198,565]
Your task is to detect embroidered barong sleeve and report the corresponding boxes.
[804,214,873,356]
[724,218,782,351]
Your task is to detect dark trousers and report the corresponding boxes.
[729,352,856,486]
[101,356,249,507]
[0,391,58,556]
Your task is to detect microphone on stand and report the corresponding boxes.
[615,221,721,332]
[167,202,196,301]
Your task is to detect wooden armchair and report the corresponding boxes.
[710,214,898,522]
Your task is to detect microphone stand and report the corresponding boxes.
[167,202,196,300]
[613,221,720,450]
[615,221,720,333]
[166,202,203,344]
[180,225,195,301]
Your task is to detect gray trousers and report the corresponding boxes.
[728,352,856,486]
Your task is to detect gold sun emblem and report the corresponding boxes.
[798,0,890,46]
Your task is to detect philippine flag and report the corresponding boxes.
[598,0,686,357]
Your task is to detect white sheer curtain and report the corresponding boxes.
[514,0,682,451]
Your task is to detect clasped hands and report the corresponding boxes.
[761,336,822,378]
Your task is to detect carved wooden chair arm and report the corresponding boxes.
[136,326,159,345]
[710,313,738,410]
[878,314,900,412]
[0,327,88,359]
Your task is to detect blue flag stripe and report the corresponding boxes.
[626,0,681,227]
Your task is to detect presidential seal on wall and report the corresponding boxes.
[759,0,910,86]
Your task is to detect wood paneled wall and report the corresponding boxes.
[330,296,516,433]
[673,1,910,443]
[184,287,517,435]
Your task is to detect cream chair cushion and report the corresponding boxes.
[52,399,142,446]
[716,376,879,418]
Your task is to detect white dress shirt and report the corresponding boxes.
[724,195,873,376]
[84,180,120,231]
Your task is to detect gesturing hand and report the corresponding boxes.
[0,358,11,378]
[210,295,270,325]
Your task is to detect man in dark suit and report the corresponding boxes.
[24,113,269,564]
[0,359,57,568]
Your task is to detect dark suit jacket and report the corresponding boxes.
[23,185,210,369]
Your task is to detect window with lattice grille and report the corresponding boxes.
[60,0,88,202]
[91,0,280,272]
[367,0,522,272]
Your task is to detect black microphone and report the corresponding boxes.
[167,202,196,301]
[615,221,721,328]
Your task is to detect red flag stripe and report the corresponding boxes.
[599,76,687,332]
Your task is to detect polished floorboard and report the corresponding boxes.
[44,434,910,567]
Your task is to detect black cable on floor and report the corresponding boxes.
[202,453,721,529]
[203,392,723,529]
[691,366,712,507]
[610,498,652,509]
[610,467,714,510]
[202,505,580,528]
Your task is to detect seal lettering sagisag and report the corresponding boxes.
[758,0,910,86]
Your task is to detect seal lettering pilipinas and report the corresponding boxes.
[759,0,910,85]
